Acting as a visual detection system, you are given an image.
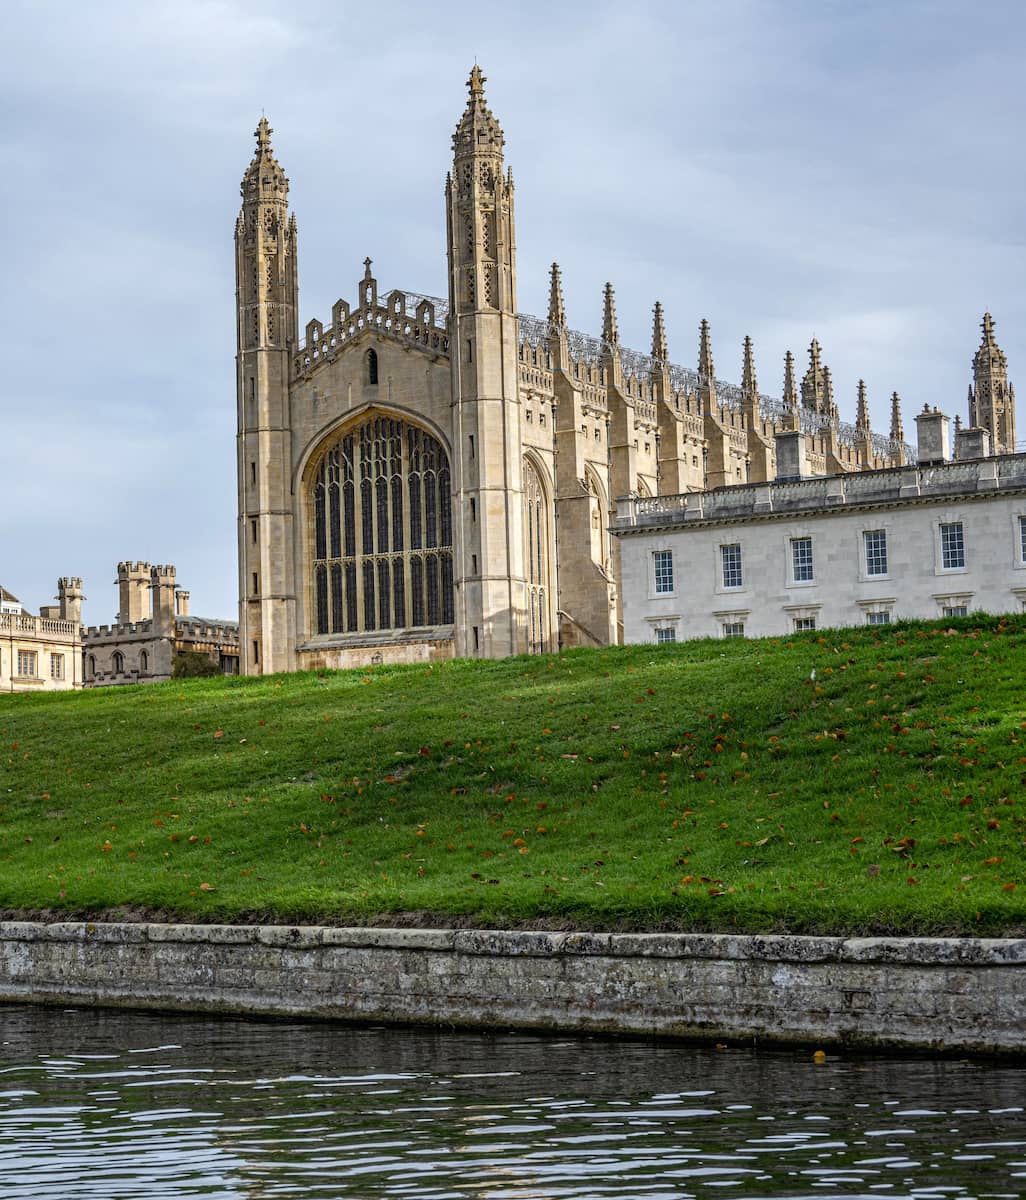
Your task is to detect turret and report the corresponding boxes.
[117,560,150,625]
[446,66,530,657]
[150,564,177,637]
[970,312,1016,454]
[235,116,299,675]
[801,339,830,414]
[176,589,190,617]
[57,577,84,624]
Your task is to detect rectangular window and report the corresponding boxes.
[866,611,890,626]
[942,604,968,617]
[722,621,745,639]
[655,626,677,644]
[720,543,743,588]
[863,529,887,576]
[252,572,259,595]
[50,653,64,679]
[1019,515,1026,563]
[653,549,674,594]
[250,461,256,485]
[251,519,257,544]
[940,522,965,569]
[17,650,37,677]
[791,536,814,582]
[252,640,259,665]
[793,616,817,632]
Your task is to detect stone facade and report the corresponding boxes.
[0,579,83,692]
[617,449,1026,643]
[236,67,931,676]
[2,921,1024,1054]
[83,562,240,686]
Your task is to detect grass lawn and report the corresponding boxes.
[3,615,1026,935]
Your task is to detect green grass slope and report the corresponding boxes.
[3,616,1026,935]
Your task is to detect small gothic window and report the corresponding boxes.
[112,651,124,674]
[367,348,379,385]
[140,650,149,673]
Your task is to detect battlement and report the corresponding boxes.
[58,576,83,591]
[117,560,150,576]
[150,564,176,581]
[84,620,154,640]
[293,286,450,378]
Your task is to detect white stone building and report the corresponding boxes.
[0,579,84,692]
[615,447,1026,644]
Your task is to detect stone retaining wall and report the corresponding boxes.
[1,922,1023,1054]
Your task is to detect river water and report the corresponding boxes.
[0,1004,1024,1199]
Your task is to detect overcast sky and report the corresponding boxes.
[4,0,1026,623]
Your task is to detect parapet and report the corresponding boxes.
[117,560,151,577]
[150,564,177,582]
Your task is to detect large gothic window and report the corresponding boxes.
[310,416,453,636]
[524,457,550,654]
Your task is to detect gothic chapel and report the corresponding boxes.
[235,67,916,674]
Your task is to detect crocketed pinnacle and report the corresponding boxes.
[602,283,619,348]
[783,351,798,410]
[856,379,870,431]
[453,63,504,159]
[548,262,566,328]
[652,301,668,362]
[741,335,758,401]
[974,310,1007,373]
[801,338,830,413]
[241,114,288,197]
[699,319,715,383]
[890,391,905,441]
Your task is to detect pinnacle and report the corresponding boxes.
[698,319,715,384]
[602,283,619,347]
[548,262,566,328]
[783,350,798,409]
[468,63,486,98]
[255,115,273,153]
[652,301,668,362]
[742,335,758,398]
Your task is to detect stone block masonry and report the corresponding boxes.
[1,922,1024,1055]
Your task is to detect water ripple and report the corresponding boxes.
[1,1005,1025,1198]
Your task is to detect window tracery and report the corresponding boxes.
[310,416,453,637]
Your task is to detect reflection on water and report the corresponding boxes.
[1,1004,1024,1198]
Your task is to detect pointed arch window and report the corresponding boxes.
[366,348,379,386]
[112,651,125,675]
[140,650,149,674]
[309,415,453,637]
[523,457,550,654]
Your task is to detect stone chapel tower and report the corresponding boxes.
[235,118,299,674]
[970,312,1016,455]
[446,67,528,657]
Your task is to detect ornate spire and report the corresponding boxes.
[602,283,619,348]
[971,310,1015,452]
[856,379,870,431]
[241,115,287,197]
[548,262,566,329]
[452,63,504,163]
[741,335,759,401]
[890,391,905,442]
[783,351,798,411]
[699,319,715,383]
[652,301,668,362]
[801,338,830,413]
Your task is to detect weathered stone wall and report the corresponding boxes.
[1,922,1023,1054]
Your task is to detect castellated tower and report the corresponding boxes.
[970,312,1016,455]
[117,561,150,624]
[57,577,84,624]
[235,117,299,675]
[446,67,528,657]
